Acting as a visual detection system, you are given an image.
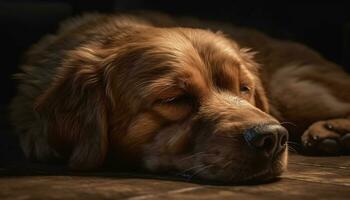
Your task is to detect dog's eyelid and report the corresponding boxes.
[240,85,252,93]
[157,93,194,105]
[162,96,179,103]
[239,79,255,90]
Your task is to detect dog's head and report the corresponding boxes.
[36,26,288,183]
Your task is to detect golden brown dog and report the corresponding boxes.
[10,12,350,183]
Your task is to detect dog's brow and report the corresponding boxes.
[212,61,241,92]
[140,64,174,78]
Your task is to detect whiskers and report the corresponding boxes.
[178,152,215,162]
[287,145,298,153]
[188,164,214,180]
[279,121,297,127]
[287,141,301,153]
[177,156,223,181]
[177,163,213,180]
[222,160,233,169]
[279,121,299,153]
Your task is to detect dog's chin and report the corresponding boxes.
[177,149,288,185]
[233,162,286,184]
[143,146,288,185]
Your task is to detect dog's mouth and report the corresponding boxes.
[143,125,288,185]
[237,164,284,184]
[175,147,288,184]
[176,164,282,185]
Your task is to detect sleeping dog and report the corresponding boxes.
[10,12,350,183]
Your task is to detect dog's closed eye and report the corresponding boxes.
[153,93,194,121]
[159,93,194,105]
[240,85,251,94]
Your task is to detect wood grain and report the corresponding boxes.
[1,154,349,200]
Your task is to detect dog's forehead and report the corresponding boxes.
[138,30,253,100]
[151,28,244,75]
[149,28,242,63]
[176,30,248,89]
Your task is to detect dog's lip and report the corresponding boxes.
[176,166,281,185]
[239,166,281,183]
[232,158,285,184]
[174,145,287,183]
[176,157,285,184]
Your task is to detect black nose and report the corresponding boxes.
[244,124,288,156]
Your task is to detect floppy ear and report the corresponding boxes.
[34,49,109,170]
[254,81,270,113]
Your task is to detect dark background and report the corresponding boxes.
[1,0,350,165]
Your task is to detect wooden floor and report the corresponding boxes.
[0,154,349,200]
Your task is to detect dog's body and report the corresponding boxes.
[10,13,350,183]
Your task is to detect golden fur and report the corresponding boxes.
[10,12,350,183]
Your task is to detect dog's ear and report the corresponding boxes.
[34,48,110,170]
[254,80,269,113]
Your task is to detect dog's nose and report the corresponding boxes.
[244,124,288,156]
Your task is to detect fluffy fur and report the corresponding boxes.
[10,12,350,183]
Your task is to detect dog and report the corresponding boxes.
[10,12,350,183]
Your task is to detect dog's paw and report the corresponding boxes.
[302,119,350,155]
